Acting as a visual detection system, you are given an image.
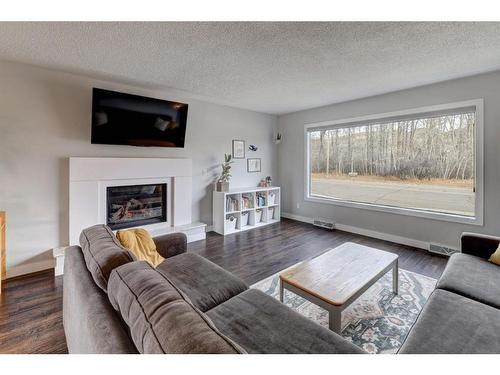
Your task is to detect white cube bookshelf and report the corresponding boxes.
[213,187,280,235]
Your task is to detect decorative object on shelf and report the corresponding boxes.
[241,193,254,209]
[256,192,266,207]
[274,132,282,144]
[258,176,273,187]
[232,140,245,159]
[225,195,240,212]
[249,144,258,152]
[217,153,233,192]
[247,158,261,173]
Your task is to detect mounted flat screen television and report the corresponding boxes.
[91,88,188,148]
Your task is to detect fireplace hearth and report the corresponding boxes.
[106,183,167,230]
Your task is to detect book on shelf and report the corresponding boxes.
[226,196,239,212]
[241,194,254,209]
[256,192,266,207]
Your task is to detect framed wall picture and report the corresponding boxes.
[232,140,245,159]
[247,158,261,173]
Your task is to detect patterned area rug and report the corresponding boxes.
[251,266,436,354]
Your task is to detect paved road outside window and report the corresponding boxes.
[311,177,474,217]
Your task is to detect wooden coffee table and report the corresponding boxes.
[279,242,398,334]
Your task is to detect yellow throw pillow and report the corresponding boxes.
[116,228,165,268]
[489,243,500,266]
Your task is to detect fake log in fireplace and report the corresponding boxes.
[106,183,167,230]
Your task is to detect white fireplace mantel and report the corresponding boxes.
[69,157,194,246]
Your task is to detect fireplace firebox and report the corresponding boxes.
[106,183,167,230]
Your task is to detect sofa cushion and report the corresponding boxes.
[206,289,364,354]
[79,224,134,292]
[156,253,248,312]
[63,246,137,353]
[436,253,500,309]
[153,232,187,259]
[107,261,245,354]
[399,289,500,354]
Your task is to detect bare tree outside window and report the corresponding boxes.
[308,112,475,216]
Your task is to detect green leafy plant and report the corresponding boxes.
[219,153,233,182]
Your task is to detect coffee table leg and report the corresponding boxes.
[393,259,399,295]
[328,307,342,334]
[279,279,284,302]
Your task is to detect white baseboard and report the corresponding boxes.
[6,259,55,279]
[281,212,314,224]
[282,212,430,251]
[334,223,429,251]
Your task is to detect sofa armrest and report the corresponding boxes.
[461,232,500,259]
[153,232,187,259]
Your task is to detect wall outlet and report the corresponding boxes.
[296,202,300,209]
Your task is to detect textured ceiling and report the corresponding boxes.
[1,22,500,114]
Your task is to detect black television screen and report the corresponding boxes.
[91,88,188,148]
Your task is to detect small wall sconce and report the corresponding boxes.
[274,132,282,145]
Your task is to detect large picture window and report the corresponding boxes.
[305,100,483,224]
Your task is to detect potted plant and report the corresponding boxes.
[217,153,233,192]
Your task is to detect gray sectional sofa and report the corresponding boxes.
[64,225,500,354]
[63,225,363,354]
[400,232,500,354]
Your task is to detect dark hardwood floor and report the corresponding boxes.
[0,270,66,354]
[190,218,448,284]
[0,218,448,353]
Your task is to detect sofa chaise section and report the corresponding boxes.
[400,232,500,354]
[435,232,500,309]
[399,289,500,354]
[157,252,248,312]
[206,289,364,354]
[436,253,500,309]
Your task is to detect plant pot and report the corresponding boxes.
[217,181,230,192]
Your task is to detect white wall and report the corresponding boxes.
[278,70,500,250]
[0,61,277,276]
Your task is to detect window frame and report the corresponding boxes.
[304,99,484,225]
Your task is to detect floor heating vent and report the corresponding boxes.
[313,218,335,230]
[429,243,459,256]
